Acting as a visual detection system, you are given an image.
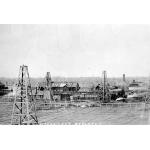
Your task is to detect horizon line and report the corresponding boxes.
[0,75,150,79]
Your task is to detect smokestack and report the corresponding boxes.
[102,70,107,102]
[123,74,126,82]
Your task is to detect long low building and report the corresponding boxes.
[38,82,80,92]
[37,81,80,101]
[128,80,148,92]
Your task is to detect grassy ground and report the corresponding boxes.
[37,104,150,125]
[0,99,149,125]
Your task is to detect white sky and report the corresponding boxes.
[0,24,150,78]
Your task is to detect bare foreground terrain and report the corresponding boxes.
[1,96,150,125]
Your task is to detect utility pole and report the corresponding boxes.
[11,65,38,125]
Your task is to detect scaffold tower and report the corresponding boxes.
[11,65,38,125]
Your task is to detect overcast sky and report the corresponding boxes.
[0,24,150,78]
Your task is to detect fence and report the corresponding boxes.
[0,101,149,125]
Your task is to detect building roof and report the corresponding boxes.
[38,81,79,88]
[129,80,144,87]
[52,82,67,88]
[59,83,67,87]
[66,82,79,87]
[109,89,122,93]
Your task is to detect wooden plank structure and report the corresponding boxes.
[11,65,38,125]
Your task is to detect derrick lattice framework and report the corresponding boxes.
[45,72,54,101]
[11,65,38,125]
[102,70,110,102]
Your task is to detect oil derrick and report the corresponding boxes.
[11,65,38,125]
[102,71,110,103]
[45,72,54,102]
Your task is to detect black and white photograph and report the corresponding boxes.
[1,24,150,125]
[0,1,150,150]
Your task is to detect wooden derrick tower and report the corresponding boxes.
[44,72,54,102]
[11,65,38,125]
[102,70,110,103]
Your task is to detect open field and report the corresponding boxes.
[37,104,150,125]
[0,95,150,125]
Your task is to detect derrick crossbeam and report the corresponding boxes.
[11,65,38,125]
